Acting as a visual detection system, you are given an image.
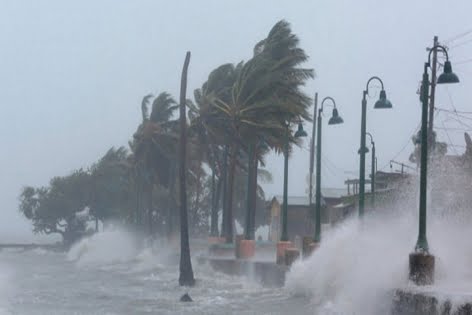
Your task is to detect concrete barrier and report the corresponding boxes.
[196,256,288,287]
[392,289,472,315]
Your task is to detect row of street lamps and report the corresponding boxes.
[280,76,392,244]
[276,44,460,284]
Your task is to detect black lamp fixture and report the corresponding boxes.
[294,122,308,138]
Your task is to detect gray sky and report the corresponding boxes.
[1,0,471,240]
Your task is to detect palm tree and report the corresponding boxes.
[131,92,179,236]
[188,63,241,238]
[203,20,314,243]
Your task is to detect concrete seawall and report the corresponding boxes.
[196,256,288,287]
[392,289,472,315]
[0,243,65,252]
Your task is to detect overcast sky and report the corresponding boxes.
[1,0,471,240]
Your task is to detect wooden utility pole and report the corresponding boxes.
[309,93,318,212]
[428,36,439,146]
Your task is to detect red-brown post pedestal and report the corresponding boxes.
[285,247,300,266]
[276,241,292,265]
[234,234,244,258]
[237,239,255,259]
[409,252,435,285]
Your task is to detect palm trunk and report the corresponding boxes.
[178,51,195,287]
[193,169,202,234]
[250,157,258,240]
[225,142,238,243]
[244,144,255,240]
[210,170,221,236]
[136,180,141,227]
[167,163,176,240]
[147,183,153,236]
[220,145,229,238]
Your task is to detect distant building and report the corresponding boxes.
[267,188,351,242]
[342,170,415,212]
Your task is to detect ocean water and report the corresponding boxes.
[0,230,310,315]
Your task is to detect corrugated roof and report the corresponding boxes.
[273,196,311,206]
[274,188,347,206]
[319,188,346,198]
[271,188,346,206]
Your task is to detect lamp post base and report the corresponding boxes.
[409,252,435,285]
[302,237,320,258]
[307,242,320,257]
[302,236,313,258]
[285,247,300,266]
[237,239,255,259]
[276,241,292,265]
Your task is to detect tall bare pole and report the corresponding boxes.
[178,51,195,287]
[309,93,318,214]
[428,36,439,145]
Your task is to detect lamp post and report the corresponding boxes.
[409,44,459,285]
[358,77,392,218]
[276,122,307,264]
[366,132,375,206]
[314,97,344,244]
[281,122,307,241]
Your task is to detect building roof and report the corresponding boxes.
[271,188,346,206]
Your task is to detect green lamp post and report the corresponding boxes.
[365,132,376,206]
[358,77,392,218]
[280,122,307,242]
[409,44,459,285]
[314,97,344,243]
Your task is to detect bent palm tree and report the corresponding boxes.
[206,20,314,243]
[131,92,179,236]
[178,52,195,287]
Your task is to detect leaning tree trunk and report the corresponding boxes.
[225,142,238,244]
[178,51,195,287]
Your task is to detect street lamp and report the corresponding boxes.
[314,97,344,244]
[358,77,392,218]
[277,121,307,264]
[409,44,459,285]
[366,132,376,206]
[281,122,307,242]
